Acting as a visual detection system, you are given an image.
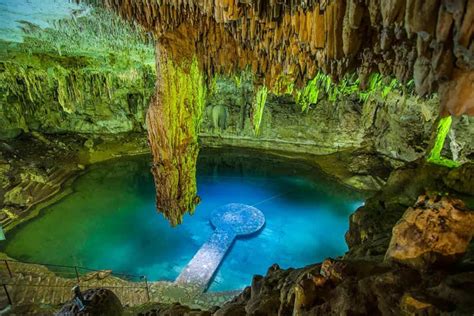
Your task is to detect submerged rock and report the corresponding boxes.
[385,195,474,270]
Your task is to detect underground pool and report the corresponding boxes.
[1,149,365,292]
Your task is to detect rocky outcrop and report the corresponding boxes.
[385,195,474,269]
[206,163,474,315]
[0,8,155,139]
[201,76,465,166]
[0,133,149,232]
[444,162,474,195]
[345,161,460,260]
[201,258,473,315]
[57,288,123,316]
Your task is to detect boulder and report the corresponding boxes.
[385,195,474,269]
[57,288,123,316]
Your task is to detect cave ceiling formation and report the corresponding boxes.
[97,0,473,225]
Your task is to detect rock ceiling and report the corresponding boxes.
[103,0,473,115]
[93,0,473,224]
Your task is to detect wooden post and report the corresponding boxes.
[2,284,12,305]
[4,260,12,278]
[74,266,80,283]
[143,276,150,302]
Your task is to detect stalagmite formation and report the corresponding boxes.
[95,0,473,224]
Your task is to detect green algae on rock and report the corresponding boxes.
[0,7,155,137]
[427,116,461,168]
[146,51,207,226]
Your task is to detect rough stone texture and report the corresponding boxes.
[57,288,123,316]
[104,0,474,116]
[209,259,474,315]
[200,77,474,167]
[99,0,474,222]
[345,161,454,260]
[444,162,474,195]
[385,195,474,269]
[0,8,155,139]
[203,77,461,164]
[0,133,149,232]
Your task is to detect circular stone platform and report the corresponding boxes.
[210,203,265,236]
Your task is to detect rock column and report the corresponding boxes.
[146,43,206,225]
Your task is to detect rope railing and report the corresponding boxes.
[0,258,151,308]
[1,259,146,280]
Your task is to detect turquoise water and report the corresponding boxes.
[0,0,82,42]
[2,149,365,292]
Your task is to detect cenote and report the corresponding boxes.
[2,149,364,292]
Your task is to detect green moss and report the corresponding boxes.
[427,116,461,168]
[252,86,268,136]
[0,7,156,134]
[272,74,295,96]
[293,72,411,112]
[148,56,207,225]
[295,73,322,112]
[16,7,154,63]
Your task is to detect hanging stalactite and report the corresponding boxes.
[91,0,474,224]
[98,0,473,118]
[146,44,206,226]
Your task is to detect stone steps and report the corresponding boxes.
[0,261,149,308]
[0,260,239,310]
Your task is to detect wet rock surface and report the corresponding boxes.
[200,161,474,316]
[0,132,148,232]
[385,195,474,270]
[201,77,474,169]
[57,288,124,316]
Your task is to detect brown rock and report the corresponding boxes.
[320,259,349,282]
[444,163,474,195]
[385,195,474,269]
[436,2,454,42]
[439,69,474,116]
[400,294,436,314]
[381,0,406,27]
[414,56,433,96]
[405,0,440,36]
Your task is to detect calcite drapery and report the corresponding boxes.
[103,0,474,116]
[98,0,473,223]
[146,43,206,225]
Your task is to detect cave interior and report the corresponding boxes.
[0,0,473,315]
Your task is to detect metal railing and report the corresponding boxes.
[0,259,151,308]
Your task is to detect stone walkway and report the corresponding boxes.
[175,203,265,292]
[0,204,264,311]
[0,260,149,308]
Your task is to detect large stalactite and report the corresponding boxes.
[146,42,206,225]
[97,0,473,224]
